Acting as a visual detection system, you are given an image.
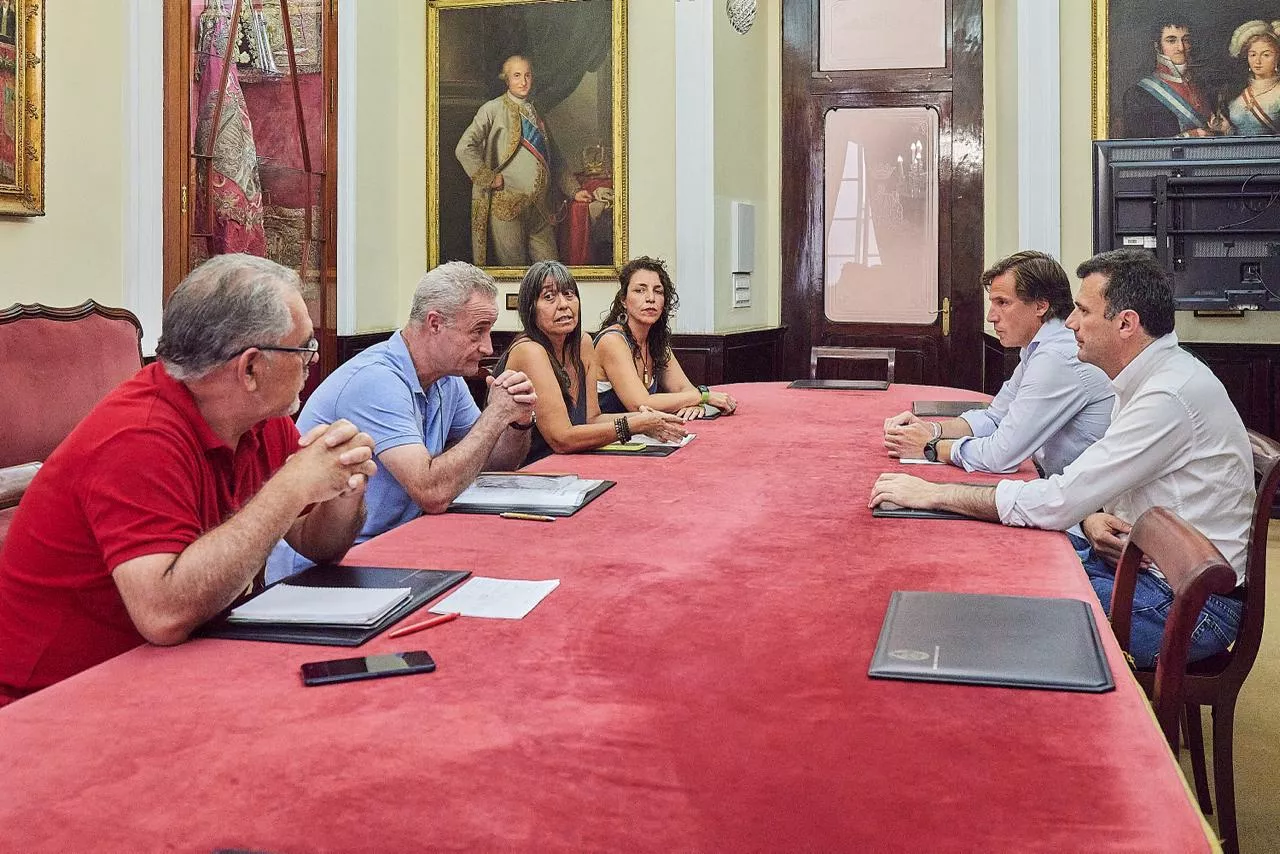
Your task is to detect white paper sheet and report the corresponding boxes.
[430,577,559,619]
[897,458,946,465]
[628,432,695,448]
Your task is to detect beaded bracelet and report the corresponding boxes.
[614,416,632,443]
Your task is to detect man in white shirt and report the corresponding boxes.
[884,251,1113,475]
[871,249,1253,667]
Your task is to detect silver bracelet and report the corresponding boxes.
[932,421,942,440]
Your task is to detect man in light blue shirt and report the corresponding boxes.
[269,262,536,580]
[884,250,1113,475]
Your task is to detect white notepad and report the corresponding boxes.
[453,475,603,510]
[430,577,559,619]
[227,584,413,626]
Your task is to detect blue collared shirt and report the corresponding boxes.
[951,319,1114,476]
[266,331,480,582]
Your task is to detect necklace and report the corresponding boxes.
[637,345,653,387]
[624,319,653,387]
[1251,78,1280,97]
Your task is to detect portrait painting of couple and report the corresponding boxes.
[1098,1,1280,139]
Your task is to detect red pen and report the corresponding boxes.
[386,611,460,640]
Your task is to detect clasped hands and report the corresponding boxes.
[289,419,378,503]
[882,410,932,459]
[487,369,537,427]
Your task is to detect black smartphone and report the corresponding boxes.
[300,650,436,687]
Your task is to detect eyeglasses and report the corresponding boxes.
[254,336,319,364]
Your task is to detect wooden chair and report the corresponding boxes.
[0,301,143,545]
[1138,430,1279,854]
[1108,507,1238,753]
[809,346,896,383]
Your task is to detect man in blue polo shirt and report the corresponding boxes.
[269,261,535,580]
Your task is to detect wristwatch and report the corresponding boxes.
[509,413,535,431]
[923,438,941,463]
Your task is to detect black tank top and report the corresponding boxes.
[495,339,588,464]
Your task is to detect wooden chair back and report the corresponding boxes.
[809,346,896,383]
[1109,506,1238,751]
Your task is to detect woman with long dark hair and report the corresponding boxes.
[497,260,686,463]
[594,256,738,419]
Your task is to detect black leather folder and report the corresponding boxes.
[447,479,615,515]
[868,591,1115,693]
[584,443,681,457]
[872,501,972,521]
[911,400,990,417]
[788,379,890,391]
[199,564,470,647]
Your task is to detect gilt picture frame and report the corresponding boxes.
[0,0,44,216]
[1094,1,1280,140]
[427,0,627,279]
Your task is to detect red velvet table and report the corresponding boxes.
[0,384,1214,852]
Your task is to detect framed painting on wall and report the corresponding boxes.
[427,0,627,279]
[0,0,44,216]
[1095,1,1280,139]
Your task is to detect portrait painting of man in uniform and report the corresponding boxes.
[428,0,627,279]
[1094,1,1280,140]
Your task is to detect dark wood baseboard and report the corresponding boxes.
[1181,342,1280,441]
[982,333,1280,441]
[335,326,788,406]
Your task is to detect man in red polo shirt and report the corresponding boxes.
[0,254,377,705]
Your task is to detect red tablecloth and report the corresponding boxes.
[0,384,1212,852]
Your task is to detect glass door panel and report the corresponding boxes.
[819,0,946,71]
[823,106,938,325]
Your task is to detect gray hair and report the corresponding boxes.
[156,254,301,381]
[408,261,499,325]
[499,54,531,82]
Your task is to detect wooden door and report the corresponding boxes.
[162,0,339,383]
[781,0,984,389]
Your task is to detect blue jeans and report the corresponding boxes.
[1067,532,1242,669]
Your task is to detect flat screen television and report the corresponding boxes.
[1094,137,1280,311]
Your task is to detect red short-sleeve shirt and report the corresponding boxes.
[0,363,299,705]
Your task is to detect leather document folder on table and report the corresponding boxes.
[911,400,990,417]
[199,564,470,647]
[868,590,1115,693]
[788,379,890,391]
[873,502,973,521]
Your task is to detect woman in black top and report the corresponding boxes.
[498,261,685,464]
[594,256,738,419]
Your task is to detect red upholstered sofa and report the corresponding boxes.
[0,301,144,546]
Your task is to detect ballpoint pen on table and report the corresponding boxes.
[499,512,556,522]
[386,611,461,639]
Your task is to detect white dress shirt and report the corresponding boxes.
[952,319,1114,475]
[995,333,1255,581]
